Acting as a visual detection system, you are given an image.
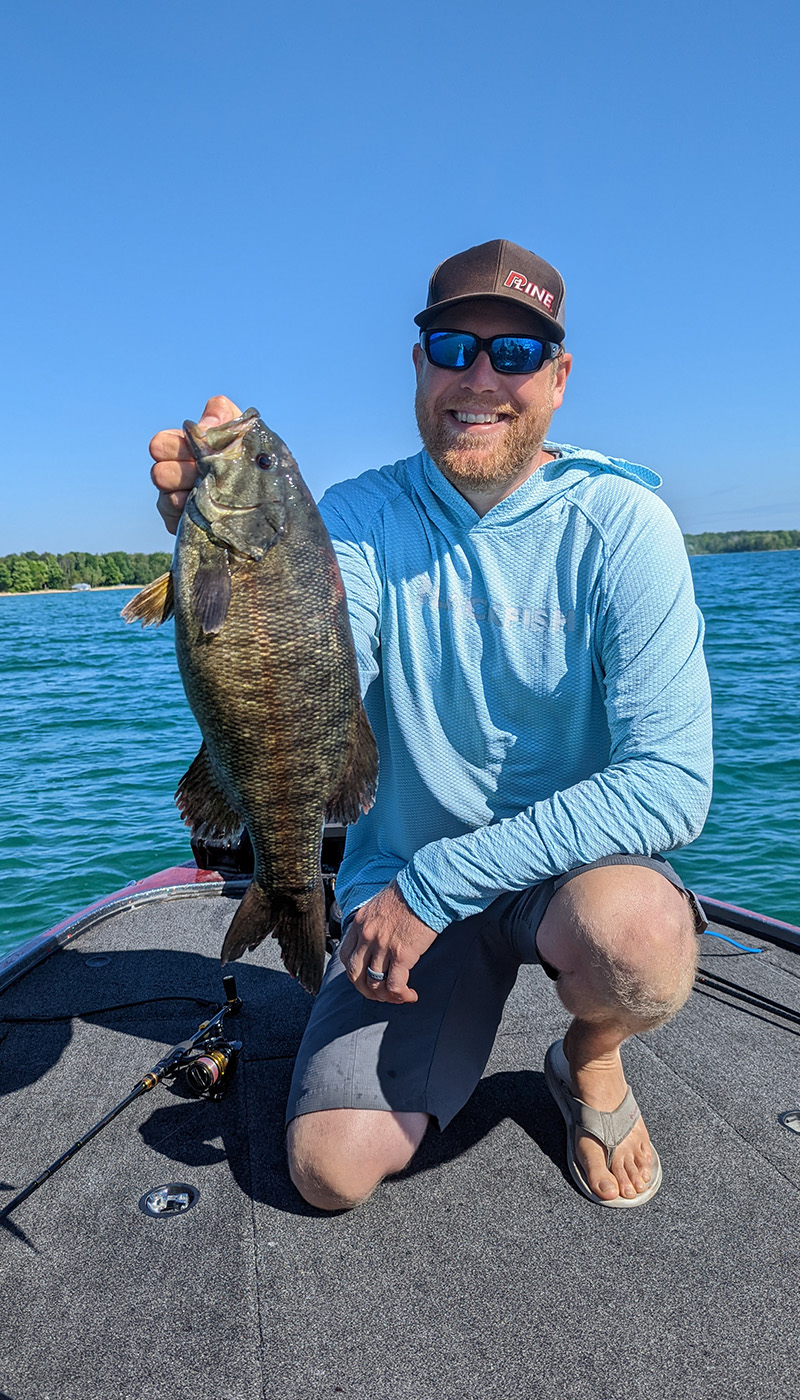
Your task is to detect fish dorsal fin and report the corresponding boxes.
[121,572,174,627]
[191,551,232,635]
[175,742,243,840]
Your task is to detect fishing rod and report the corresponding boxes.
[695,967,800,1029]
[0,975,243,1224]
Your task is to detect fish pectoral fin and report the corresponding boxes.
[121,572,174,627]
[175,742,243,840]
[325,704,379,824]
[220,880,326,996]
[191,552,232,635]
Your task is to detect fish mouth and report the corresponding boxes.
[183,408,261,461]
[205,496,262,513]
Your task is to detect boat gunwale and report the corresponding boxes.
[694,894,800,951]
[0,866,249,995]
[2,861,799,999]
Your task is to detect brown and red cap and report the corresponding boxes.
[415,238,566,343]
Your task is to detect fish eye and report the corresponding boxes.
[256,453,279,471]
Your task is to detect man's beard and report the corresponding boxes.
[415,381,556,496]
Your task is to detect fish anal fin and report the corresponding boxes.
[121,572,174,627]
[326,705,379,825]
[220,879,326,996]
[175,742,242,840]
[191,553,232,635]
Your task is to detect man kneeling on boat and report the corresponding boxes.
[150,239,712,1210]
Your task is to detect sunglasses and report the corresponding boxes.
[421,329,561,376]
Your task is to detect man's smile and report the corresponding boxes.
[451,410,505,425]
[444,406,515,437]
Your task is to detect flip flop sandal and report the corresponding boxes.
[544,1039,663,1207]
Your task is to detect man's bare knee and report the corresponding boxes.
[286,1108,429,1211]
[537,865,698,1031]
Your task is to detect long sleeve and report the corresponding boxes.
[319,490,382,701]
[394,500,713,931]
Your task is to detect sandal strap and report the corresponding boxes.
[570,1089,642,1168]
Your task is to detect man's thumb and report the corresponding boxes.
[197,394,242,429]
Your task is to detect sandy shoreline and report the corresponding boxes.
[0,584,140,598]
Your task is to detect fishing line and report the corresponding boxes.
[0,996,219,1024]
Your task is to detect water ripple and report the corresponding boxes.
[1,553,799,954]
[670,550,800,921]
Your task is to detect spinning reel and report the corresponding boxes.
[1,976,243,1224]
[180,1032,240,1101]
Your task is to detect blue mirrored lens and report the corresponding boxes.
[426,332,478,368]
[425,331,546,374]
[491,337,544,373]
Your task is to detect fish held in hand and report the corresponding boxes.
[124,408,378,994]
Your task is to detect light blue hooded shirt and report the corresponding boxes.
[318,442,713,933]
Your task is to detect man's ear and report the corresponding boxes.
[412,342,422,374]
[552,351,573,411]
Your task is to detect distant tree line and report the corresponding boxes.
[683,530,800,555]
[0,551,172,593]
[2,530,798,593]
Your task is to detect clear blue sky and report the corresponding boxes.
[2,0,797,554]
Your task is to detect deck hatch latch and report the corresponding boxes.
[140,1182,199,1218]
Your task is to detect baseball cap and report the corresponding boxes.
[414,238,566,342]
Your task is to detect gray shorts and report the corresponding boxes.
[285,854,707,1131]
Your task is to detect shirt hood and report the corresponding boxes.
[418,441,662,533]
[543,442,662,490]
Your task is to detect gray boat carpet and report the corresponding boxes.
[1,889,798,1400]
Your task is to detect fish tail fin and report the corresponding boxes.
[273,879,327,996]
[121,572,174,627]
[220,882,273,966]
[220,879,326,996]
[326,704,379,824]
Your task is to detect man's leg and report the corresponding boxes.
[535,863,699,1202]
[284,892,525,1212]
[287,1109,430,1211]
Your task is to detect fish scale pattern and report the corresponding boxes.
[162,413,378,992]
[319,441,714,931]
[174,520,365,893]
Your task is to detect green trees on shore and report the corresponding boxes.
[683,530,800,555]
[0,551,172,593]
[1,531,798,594]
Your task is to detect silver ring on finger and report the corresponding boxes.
[366,966,386,984]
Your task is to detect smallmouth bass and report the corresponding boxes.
[124,408,378,993]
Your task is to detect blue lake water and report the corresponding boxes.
[1,550,799,956]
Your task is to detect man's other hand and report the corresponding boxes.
[338,881,438,1004]
[150,394,243,534]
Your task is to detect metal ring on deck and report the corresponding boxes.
[366,966,386,983]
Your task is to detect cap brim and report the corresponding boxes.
[414,292,564,343]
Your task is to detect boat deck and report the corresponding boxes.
[1,878,799,1399]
